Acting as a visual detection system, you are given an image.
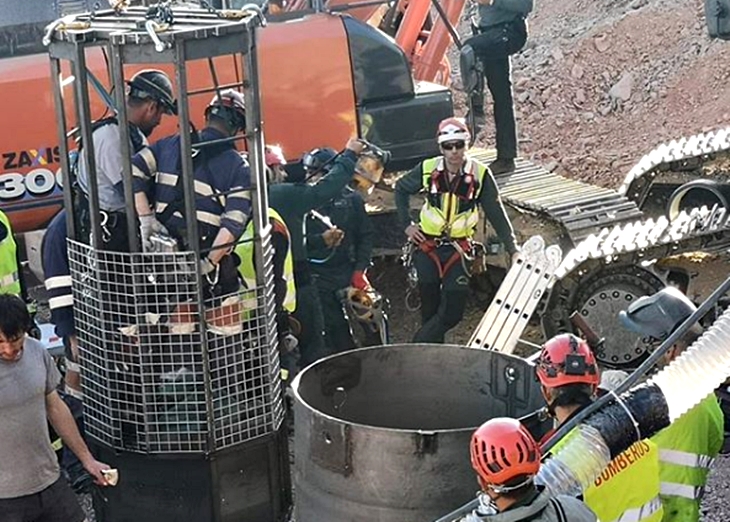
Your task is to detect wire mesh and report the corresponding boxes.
[69,236,283,454]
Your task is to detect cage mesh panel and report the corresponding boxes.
[68,237,283,453]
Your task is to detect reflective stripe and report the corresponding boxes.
[197,211,221,227]
[228,189,251,201]
[137,147,157,176]
[51,437,63,452]
[157,172,178,187]
[45,275,72,290]
[611,496,662,522]
[0,272,18,287]
[222,209,247,225]
[659,449,715,469]
[49,294,74,309]
[660,482,705,500]
[132,164,148,180]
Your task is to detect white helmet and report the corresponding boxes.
[437,117,470,144]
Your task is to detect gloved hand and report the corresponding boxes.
[350,270,371,290]
[138,213,168,252]
[200,256,217,276]
[322,227,345,248]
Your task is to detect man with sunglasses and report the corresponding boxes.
[395,117,518,343]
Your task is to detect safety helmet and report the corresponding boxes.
[536,333,600,388]
[265,144,286,167]
[470,417,541,489]
[265,144,288,184]
[205,89,247,133]
[127,69,177,115]
[302,147,337,174]
[618,286,696,342]
[437,117,470,144]
[343,286,386,331]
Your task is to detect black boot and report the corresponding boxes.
[488,158,515,175]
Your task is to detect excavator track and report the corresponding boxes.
[469,135,730,369]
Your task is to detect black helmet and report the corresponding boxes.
[302,147,337,174]
[205,89,247,133]
[127,69,177,115]
[618,286,696,341]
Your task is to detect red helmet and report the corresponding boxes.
[536,334,600,388]
[437,117,470,144]
[265,144,286,167]
[470,418,540,487]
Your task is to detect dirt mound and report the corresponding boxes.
[461,0,730,188]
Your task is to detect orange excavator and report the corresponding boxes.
[0,0,466,236]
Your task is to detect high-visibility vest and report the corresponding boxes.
[235,208,296,316]
[650,394,724,522]
[418,156,487,238]
[584,439,664,522]
[0,211,20,295]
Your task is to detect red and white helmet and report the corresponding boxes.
[265,144,286,167]
[437,117,470,144]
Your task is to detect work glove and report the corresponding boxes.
[322,227,345,248]
[350,270,371,290]
[200,256,217,277]
[138,214,168,252]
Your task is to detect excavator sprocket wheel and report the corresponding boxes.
[543,264,666,369]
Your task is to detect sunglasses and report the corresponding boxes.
[441,141,466,151]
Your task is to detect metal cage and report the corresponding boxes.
[47,4,283,454]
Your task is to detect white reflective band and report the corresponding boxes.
[228,189,251,200]
[45,275,73,290]
[0,272,18,287]
[611,496,662,522]
[222,210,247,225]
[659,449,715,469]
[197,211,221,227]
[157,172,178,187]
[138,147,157,175]
[660,482,705,500]
[49,295,74,309]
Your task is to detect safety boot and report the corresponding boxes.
[488,158,515,175]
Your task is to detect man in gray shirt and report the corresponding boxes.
[0,294,110,522]
[76,69,176,251]
[465,0,533,175]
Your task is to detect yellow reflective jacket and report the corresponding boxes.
[584,439,664,522]
[419,157,487,238]
[235,208,296,316]
[650,394,724,522]
[0,210,20,295]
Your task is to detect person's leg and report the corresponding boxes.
[293,283,328,367]
[36,477,86,522]
[412,249,441,326]
[318,283,356,354]
[413,247,470,343]
[0,492,41,522]
[483,56,517,162]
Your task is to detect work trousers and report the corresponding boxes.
[465,19,527,160]
[292,282,328,367]
[412,245,471,343]
[312,270,357,355]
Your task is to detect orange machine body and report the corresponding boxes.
[1,9,454,233]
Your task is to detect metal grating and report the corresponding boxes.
[69,236,283,454]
